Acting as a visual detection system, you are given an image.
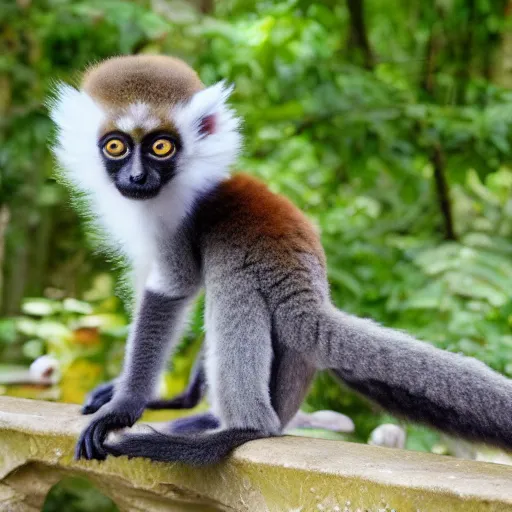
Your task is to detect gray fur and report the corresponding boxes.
[269,346,317,428]
[106,427,268,466]
[84,196,512,463]
[117,290,190,400]
[322,307,512,448]
[200,210,512,452]
[203,277,281,433]
[115,221,201,401]
[76,179,512,464]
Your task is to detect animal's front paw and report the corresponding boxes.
[82,381,116,415]
[75,397,145,461]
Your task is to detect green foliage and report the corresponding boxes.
[2,0,512,480]
[42,477,119,512]
[1,273,204,406]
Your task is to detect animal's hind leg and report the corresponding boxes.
[270,345,316,429]
[206,283,281,433]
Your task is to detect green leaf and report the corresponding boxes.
[21,298,62,317]
[62,298,93,315]
[22,339,45,360]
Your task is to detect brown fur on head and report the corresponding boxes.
[82,55,204,109]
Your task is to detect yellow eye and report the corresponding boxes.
[151,139,175,158]
[103,138,128,158]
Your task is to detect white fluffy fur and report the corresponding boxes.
[49,81,242,280]
[171,81,242,179]
[50,84,156,267]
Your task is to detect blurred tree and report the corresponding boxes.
[346,0,374,69]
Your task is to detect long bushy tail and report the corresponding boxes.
[320,306,512,450]
[105,427,267,466]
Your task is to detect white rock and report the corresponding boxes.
[29,355,61,384]
[368,424,406,449]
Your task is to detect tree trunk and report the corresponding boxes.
[421,22,442,96]
[2,217,30,316]
[200,0,214,14]
[0,205,10,313]
[431,145,456,241]
[455,0,476,104]
[492,0,512,87]
[346,0,374,70]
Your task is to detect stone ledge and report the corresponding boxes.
[0,396,511,512]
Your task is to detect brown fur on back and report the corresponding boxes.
[82,55,204,109]
[199,174,326,268]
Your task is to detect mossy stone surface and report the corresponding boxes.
[1,396,512,511]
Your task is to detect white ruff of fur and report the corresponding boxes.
[49,81,242,268]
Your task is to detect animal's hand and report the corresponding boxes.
[82,381,116,415]
[75,396,145,461]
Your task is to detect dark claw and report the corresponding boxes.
[82,405,97,415]
[84,425,97,460]
[75,421,103,461]
[82,381,115,415]
[92,420,110,459]
[75,415,116,460]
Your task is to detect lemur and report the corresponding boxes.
[50,55,512,465]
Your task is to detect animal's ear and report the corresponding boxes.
[172,80,241,170]
[175,81,235,139]
[198,113,216,137]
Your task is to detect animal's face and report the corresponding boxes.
[99,128,181,200]
[50,55,241,204]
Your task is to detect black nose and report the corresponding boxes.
[130,172,147,184]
